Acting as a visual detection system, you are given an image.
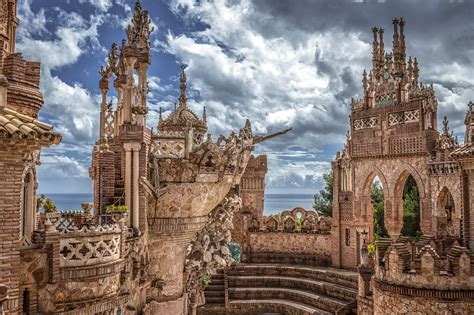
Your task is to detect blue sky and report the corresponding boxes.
[16,0,473,194]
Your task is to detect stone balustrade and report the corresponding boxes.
[58,224,122,267]
[248,207,331,234]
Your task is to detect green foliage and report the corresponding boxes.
[400,176,421,238]
[313,171,333,217]
[295,217,302,231]
[106,205,129,214]
[367,242,376,258]
[227,242,242,262]
[201,274,212,288]
[37,194,58,213]
[371,181,389,239]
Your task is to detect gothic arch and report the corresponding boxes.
[435,186,460,238]
[358,165,391,241]
[359,165,390,198]
[391,163,426,236]
[391,163,425,198]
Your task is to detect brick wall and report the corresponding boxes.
[0,146,29,313]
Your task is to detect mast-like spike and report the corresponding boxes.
[253,128,292,144]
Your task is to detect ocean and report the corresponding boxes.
[44,193,315,216]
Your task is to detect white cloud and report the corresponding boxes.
[166,0,369,188]
[79,0,113,12]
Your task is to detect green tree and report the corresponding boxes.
[313,171,333,217]
[400,175,422,239]
[371,181,389,239]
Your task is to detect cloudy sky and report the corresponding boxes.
[18,0,473,194]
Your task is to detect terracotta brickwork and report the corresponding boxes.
[333,18,474,273]
[0,1,61,312]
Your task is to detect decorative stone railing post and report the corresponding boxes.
[43,216,60,283]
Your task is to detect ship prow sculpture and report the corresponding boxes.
[88,1,291,313]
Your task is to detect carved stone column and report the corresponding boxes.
[132,143,141,230]
[123,56,137,124]
[124,143,133,226]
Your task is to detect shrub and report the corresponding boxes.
[201,274,212,287]
[106,205,129,213]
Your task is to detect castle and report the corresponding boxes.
[0,1,473,314]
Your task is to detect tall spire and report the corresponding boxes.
[372,27,379,70]
[178,64,187,109]
[392,18,399,56]
[378,28,385,74]
[399,18,406,69]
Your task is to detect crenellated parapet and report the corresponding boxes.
[374,238,473,292]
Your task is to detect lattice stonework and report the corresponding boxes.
[340,201,353,222]
[388,110,420,126]
[159,139,185,157]
[390,136,423,155]
[388,112,404,126]
[104,107,115,139]
[404,109,420,123]
[59,234,121,267]
[353,116,379,130]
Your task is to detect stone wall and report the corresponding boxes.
[248,231,331,256]
[373,284,474,314]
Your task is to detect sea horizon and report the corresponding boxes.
[39,192,315,216]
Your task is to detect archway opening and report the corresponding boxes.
[400,175,421,239]
[437,187,456,237]
[371,176,388,239]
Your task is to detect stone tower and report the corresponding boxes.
[332,18,472,269]
[0,0,61,312]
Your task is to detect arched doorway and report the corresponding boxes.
[437,187,457,238]
[400,175,421,239]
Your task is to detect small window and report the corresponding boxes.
[23,289,30,314]
[345,228,351,246]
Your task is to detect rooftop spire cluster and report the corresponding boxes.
[352,18,428,111]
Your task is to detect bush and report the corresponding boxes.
[201,274,212,287]
[37,194,58,213]
[106,205,129,214]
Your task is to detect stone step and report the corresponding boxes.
[204,290,225,297]
[229,287,347,312]
[229,299,332,315]
[229,263,358,289]
[229,275,357,301]
[205,296,225,304]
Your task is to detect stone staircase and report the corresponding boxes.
[204,269,225,306]
[201,263,358,315]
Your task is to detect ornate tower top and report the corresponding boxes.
[158,65,207,135]
[352,18,435,112]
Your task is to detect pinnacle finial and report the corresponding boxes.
[178,64,188,109]
[202,105,207,123]
[442,116,449,134]
[159,107,163,121]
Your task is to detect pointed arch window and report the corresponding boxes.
[21,171,35,245]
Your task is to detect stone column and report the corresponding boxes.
[123,56,137,124]
[99,78,109,139]
[124,143,133,226]
[132,143,141,230]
